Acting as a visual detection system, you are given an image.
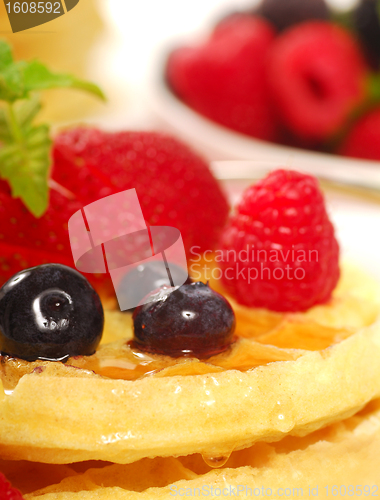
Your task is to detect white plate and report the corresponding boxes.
[149,74,380,191]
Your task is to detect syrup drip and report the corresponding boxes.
[268,400,295,433]
[0,355,35,393]
[201,453,232,468]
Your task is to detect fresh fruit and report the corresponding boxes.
[52,128,229,255]
[117,261,192,312]
[255,0,329,32]
[132,282,235,357]
[267,22,369,143]
[219,169,340,312]
[0,472,24,500]
[0,264,104,361]
[338,106,380,160]
[166,15,278,141]
[354,0,380,67]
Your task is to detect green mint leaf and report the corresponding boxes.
[0,40,106,217]
[0,62,25,102]
[0,120,51,217]
[13,95,41,129]
[0,108,12,142]
[0,40,13,71]
[0,41,106,103]
[21,61,106,100]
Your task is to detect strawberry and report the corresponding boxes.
[0,471,24,500]
[219,169,340,312]
[0,180,78,281]
[166,14,278,141]
[52,128,230,255]
[0,179,116,294]
[267,22,369,144]
[1,127,229,291]
[338,106,380,160]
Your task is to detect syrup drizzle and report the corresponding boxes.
[0,338,301,393]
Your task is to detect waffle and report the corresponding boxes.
[0,264,379,497]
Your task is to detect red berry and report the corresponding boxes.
[0,472,24,500]
[52,128,229,255]
[166,15,278,141]
[338,106,380,160]
[268,22,368,143]
[219,169,340,312]
[0,173,115,294]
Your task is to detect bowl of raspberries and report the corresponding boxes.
[157,0,380,165]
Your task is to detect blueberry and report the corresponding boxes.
[117,261,192,312]
[132,282,235,358]
[354,0,380,67]
[0,264,104,362]
[255,0,329,32]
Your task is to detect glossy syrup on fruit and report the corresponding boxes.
[0,264,104,362]
[132,282,236,358]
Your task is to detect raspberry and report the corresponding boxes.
[338,106,380,160]
[354,0,380,67]
[267,22,368,143]
[255,0,329,32]
[166,15,278,141]
[0,472,24,500]
[219,170,340,312]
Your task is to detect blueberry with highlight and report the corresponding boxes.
[0,264,104,361]
[132,282,235,358]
